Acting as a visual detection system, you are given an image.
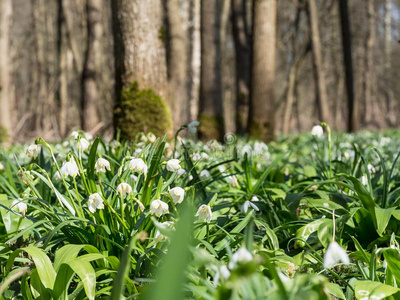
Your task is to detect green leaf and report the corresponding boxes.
[354,280,399,300]
[88,137,101,180]
[295,218,327,247]
[22,246,56,289]
[326,283,346,300]
[375,207,395,236]
[67,260,96,300]
[383,249,400,284]
[54,244,85,271]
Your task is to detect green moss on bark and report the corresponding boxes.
[248,119,274,142]
[0,126,8,144]
[114,82,172,140]
[198,114,224,141]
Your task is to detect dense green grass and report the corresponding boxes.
[2,126,400,299]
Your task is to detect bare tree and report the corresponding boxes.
[81,0,102,132]
[307,0,329,124]
[339,0,358,132]
[0,0,13,141]
[249,0,276,142]
[198,0,224,140]
[231,0,250,134]
[166,0,190,130]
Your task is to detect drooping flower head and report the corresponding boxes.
[95,158,111,173]
[229,247,252,269]
[88,193,104,213]
[129,158,148,174]
[77,138,90,152]
[199,170,211,181]
[311,125,324,137]
[169,187,185,204]
[196,204,212,223]
[26,144,40,159]
[323,241,350,268]
[166,159,181,172]
[116,182,133,199]
[150,199,169,217]
[11,199,28,217]
[60,159,80,178]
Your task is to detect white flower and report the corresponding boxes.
[116,183,133,199]
[11,199,27,217]
[251,196,259,202]
[187,121,200,134]
[199,170,211,181]
[241,200,259,213]
[169,187,185,204]
[361,175,368,186]
[130,174,138,182]
[54,171,61,180]
[311,125,324,137]
[213,265,231,285]
[229,247,252,269]
[155,221,174,243]
[129,158,148,174]
[88,193,104,213]
[136,199,145,212]
[0,162,4,171]
[26,144,40,159]
[367,164,375,173]
[77,138,90,152]
[323,241,350,268]
[192,153,201,161]
[148,133,156,143]
[150,199,169,217]
[229,175,239,187]
[278,272,290,283]
[177,168,186,177]
[166,159,181,172]
[196,204,212,223]
[70,130,79,139]
[201,152,209,159]
[60,160,80,178]
[95,158,111,173]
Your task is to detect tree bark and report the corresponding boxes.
[112,0,167,96]
[384,0,395,126]
[338,0,358,132]
[166,0,190,130]
[81,0,102,132]
[249,0,276,142]
[231,0,251,134]
[0,0,13,141]
[307,0,329,124]
[198,0,224,140]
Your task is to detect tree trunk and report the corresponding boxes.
[112,0,167,96]
[384,0,395,126]
[248,0,276,142]
[231,0,251,135]
[198,0,224,140]
[338,0,358,132]
[81,0,102,132]
[0,0,13,142]
[307,0,329,124]
[166,0,190,130]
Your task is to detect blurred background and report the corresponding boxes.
[0,0,399,143]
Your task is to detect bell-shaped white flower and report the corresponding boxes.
[129,158,148,174]
[361,175,368,186]
[229,247,252,269]
[136,199,145,212]
[70,130,80,139]
[177,168,186,177]
[11,199,27,217]
[196,204,212,223]
[0,162,4,171]
[148,133,156,143]
[199,170,211,181]
[213,265,231,286]
[169,187,185,204]
[150,199,169,217]
[60,160,80,178]
[187,121,200,134]
[229,175,239,187]
[241,200,259,213]
[77,138,90,152]
[323,241,350,268]
[166,159,181,172]
[311,125,324,137]
[130,174,138,182]
[54,171,61,180]
[154,221,174,243]
[26,144,40,159]
[192,153,201,161]
[251,196,259,202]
[95,158,111,173]
[116,182,133,199]
[88,193,104,213]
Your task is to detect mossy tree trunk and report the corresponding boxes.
[198,0,224,141]
[112,0,168,102]
[249,0,276,142]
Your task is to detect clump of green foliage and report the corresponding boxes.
[114,82,172,140]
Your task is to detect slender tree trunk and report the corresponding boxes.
[0,0,13,141]
[307,0,329,124]
[198,0,224,140]
[81,0,102,132]
[166,0,189,130]
[231,0,250,134]
[248,0,276,142]
[338,0,358,132]
[384,0,395,126]
[364,0,376,126]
